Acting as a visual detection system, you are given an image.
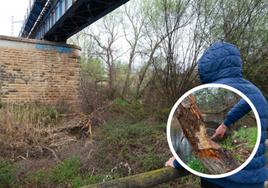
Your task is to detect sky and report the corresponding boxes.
[0,0,29,37]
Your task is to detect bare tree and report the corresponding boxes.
[86,15,123,98]
[139,0,205,104]
[196,0,268,97]
[121,2,146,98]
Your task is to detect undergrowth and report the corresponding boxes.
[0,118,173,188]
[0,159,18,188]
[112,97,171,122]
[91,118,169,176]
[220,126,257,152]
[24,157,105,188]
[0,157,106,188]
[0,100,199,187]
[187,156,207,174]
[233,127,257,149]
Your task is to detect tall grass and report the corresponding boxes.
[0,102,59,127]
[0,102,61,159]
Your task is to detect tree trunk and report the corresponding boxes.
[122,61,132,97]
[82,167,188,188]
[175,95,239,174]
[108,64,115,99]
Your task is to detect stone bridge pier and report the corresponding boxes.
[0,35,81,110]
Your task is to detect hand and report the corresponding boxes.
[211,123,227,139]
[165,156,175,168]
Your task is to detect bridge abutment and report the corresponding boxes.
[0,35,81,110]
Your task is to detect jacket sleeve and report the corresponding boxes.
[173,159,182,169]
[223,99,251,127]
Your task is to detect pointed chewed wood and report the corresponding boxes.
[176,95,239,174]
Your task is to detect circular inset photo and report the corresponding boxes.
[167,84,261,178]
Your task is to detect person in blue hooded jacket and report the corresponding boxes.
[165,41,268,188]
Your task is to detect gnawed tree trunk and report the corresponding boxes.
[176,95,239,174]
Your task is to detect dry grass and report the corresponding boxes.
[0,103,81,161]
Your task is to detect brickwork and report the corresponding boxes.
[0,35,81,110]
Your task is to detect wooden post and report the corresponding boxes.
[82,167,188,188]
[176,95,239,174]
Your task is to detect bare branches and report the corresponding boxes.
[121,2,146,97]
[83,16,124,98]
[67,0,268,106]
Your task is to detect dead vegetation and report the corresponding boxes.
[0,102,110,162]
[0,100,201,187]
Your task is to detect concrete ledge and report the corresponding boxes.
[0,35,80,50]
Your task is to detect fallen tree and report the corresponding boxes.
[176,95,239,174]
[82,167,188,188]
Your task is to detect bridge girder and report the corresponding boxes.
[20,0,129,42]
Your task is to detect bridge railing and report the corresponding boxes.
[20,0,130,42]
[19,0,48,38]
[20,0,77,39]
[33,0,78,39]
[19,0,34,37]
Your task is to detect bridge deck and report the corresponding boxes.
[20,0,129,42]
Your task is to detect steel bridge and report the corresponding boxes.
[19,0,129,42]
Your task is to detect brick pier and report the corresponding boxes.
[0,35,81,110]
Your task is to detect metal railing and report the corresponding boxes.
[19,0,77,39]
[34,0,75,39]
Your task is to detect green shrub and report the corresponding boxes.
[104,120,154,145]
[90,118,168,176]
[220,126,257,152]
[141,154,163,171]
[48,157,81,184]
[112,98,171,122]
[25,157,106,187]
[0,159,18,187]
[111,99,151,122]
[234,127,257,148]
[26,170,47,186]
[187,156,207,173]
[220,135,234,150]
[152,107,171,121]
[114,98,129,106]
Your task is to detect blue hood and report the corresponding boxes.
[196,41,268,185]
[197,42,243,83]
